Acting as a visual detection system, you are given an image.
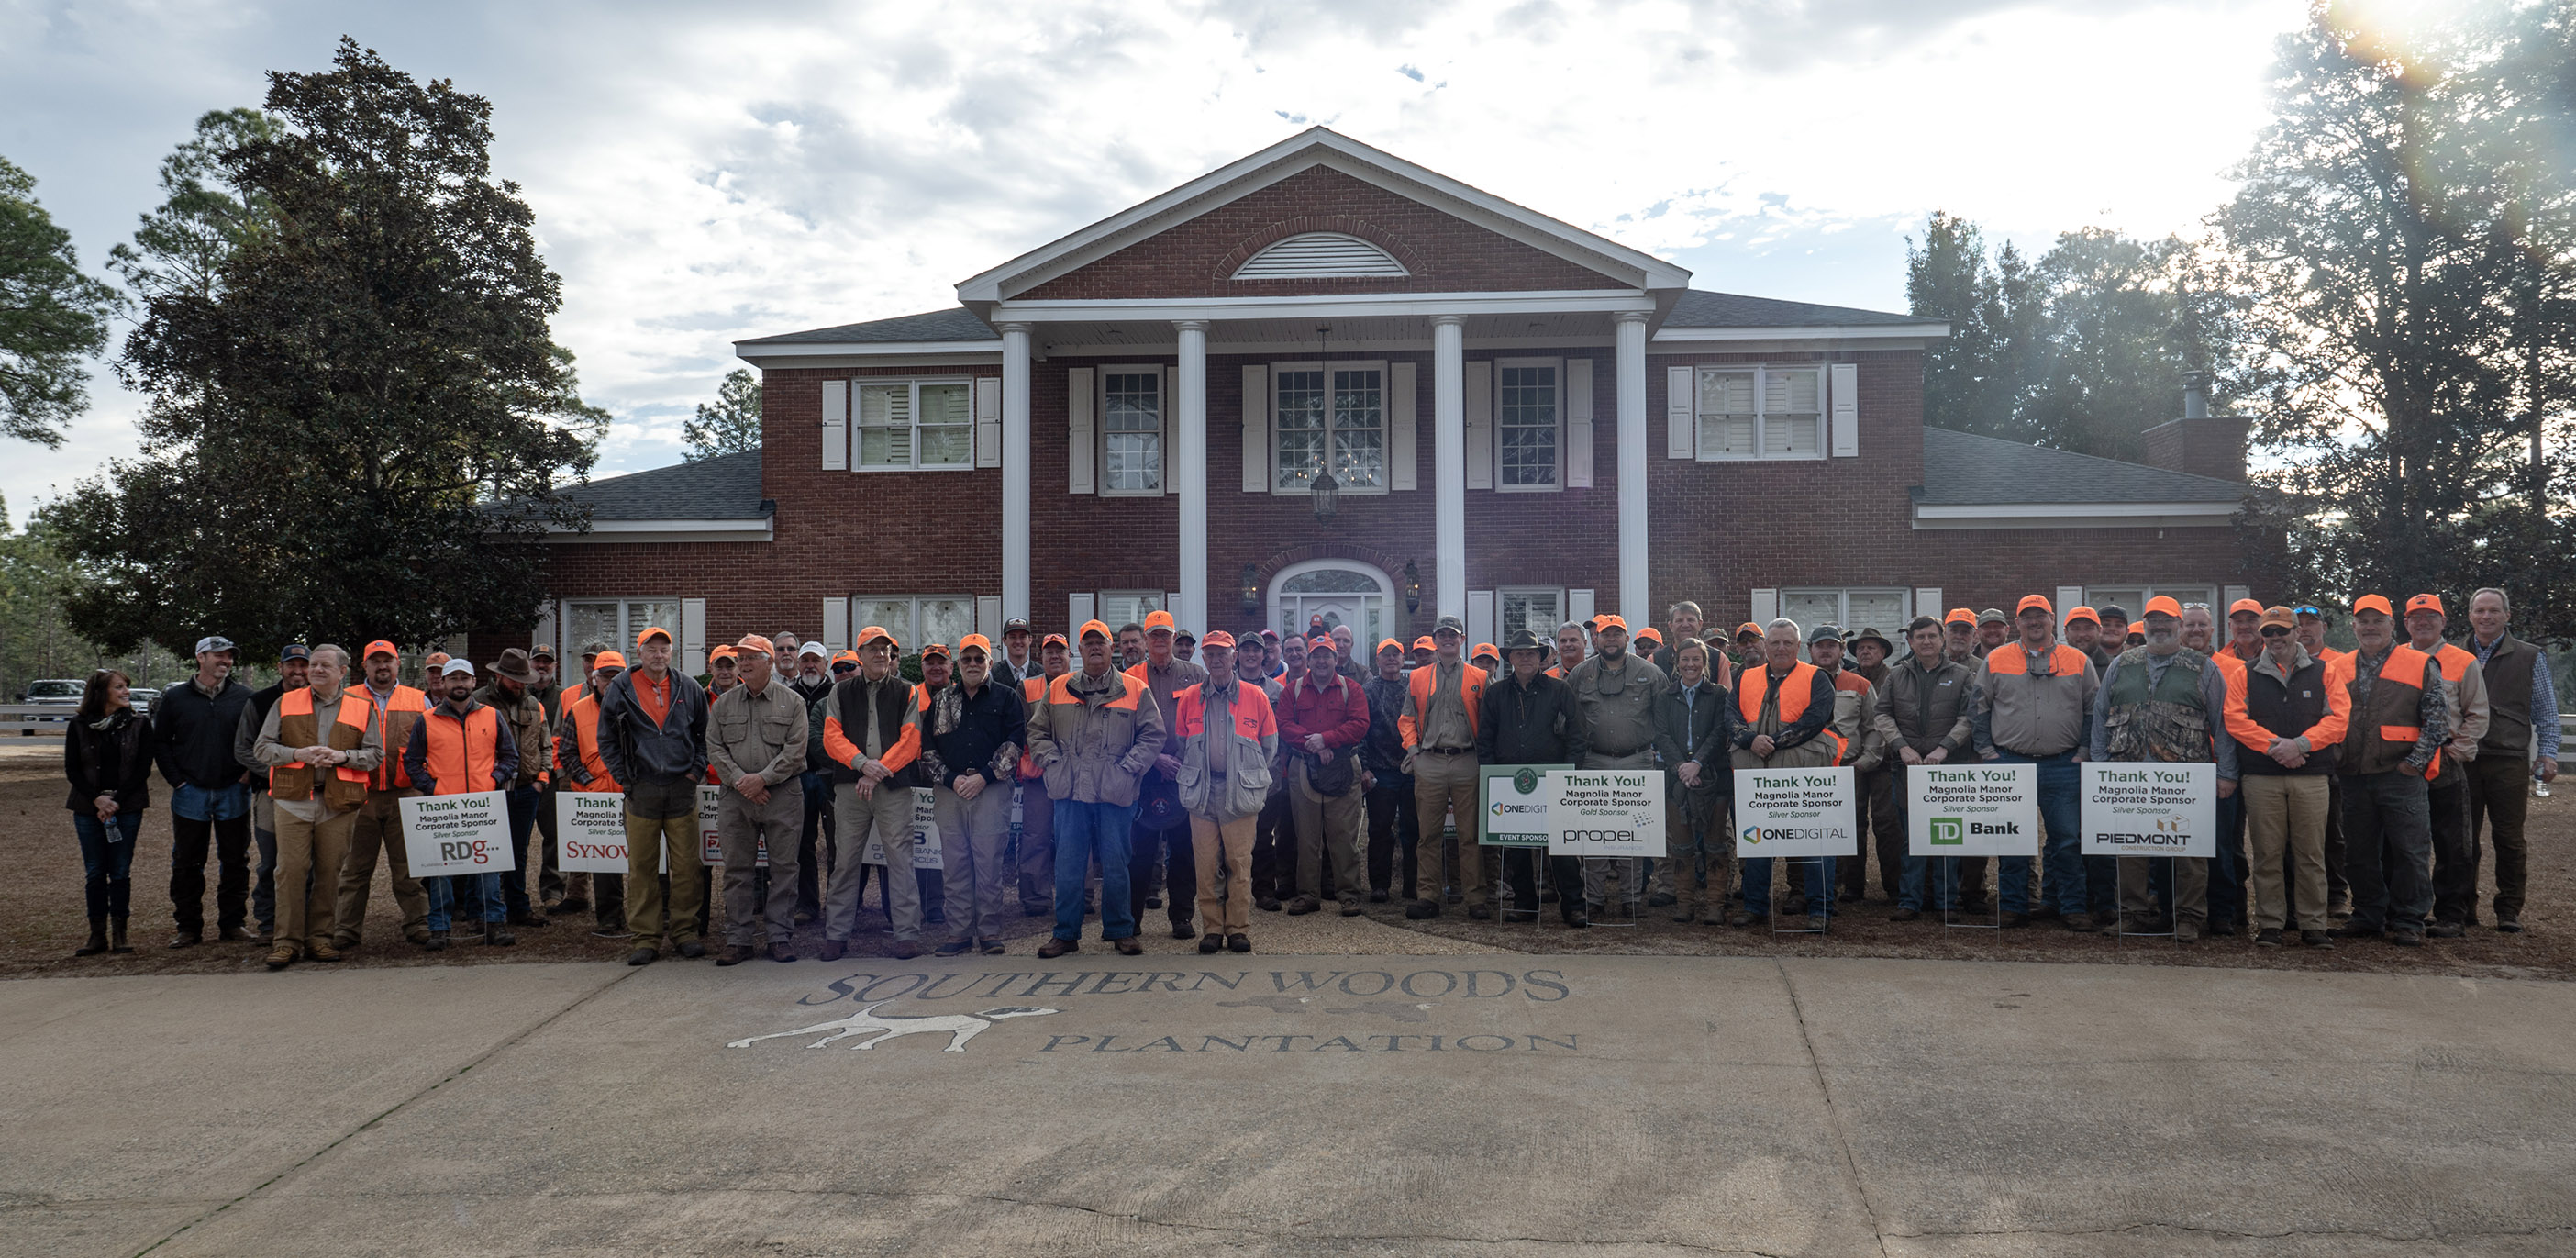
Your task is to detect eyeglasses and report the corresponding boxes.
[2180,603,2211,610]
[830,663,856,674]
[2260,627,2292,638]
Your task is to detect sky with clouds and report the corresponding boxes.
[1,0,2316,517]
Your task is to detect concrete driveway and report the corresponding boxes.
[6,954,2570,1257]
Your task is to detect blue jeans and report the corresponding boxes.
[170,781,250,822]
[427,872,505,930]
[74,812,142,920]
[1990,750,2082,913]
[499,785,540,917]
[1743,856,1835,918]
[1052,799,1137,941]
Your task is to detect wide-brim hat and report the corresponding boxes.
[1501,628,1549,654]
[1851,627,1895,651]
[488,648,538,685]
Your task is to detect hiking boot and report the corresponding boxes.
[1782,894,1808,916]
[1368,889,1390,903]
[1727,909,1760,928]
[74,918,107,958]
[423,930,450,952]
[2301,930,2336,949]
[1468,905,1491,920]
[1998,911,2029,929]
[1563,908,1592,929]
[1889,907,1922,922]
[1405,900,1439,920]
[1256,896,1283,913]
[2173,919,2201,944]
[626,946,658,965]
[891,941,922,961]
[308,941,342,963]
[1806,914,1831,931]
[169,930,201,949]
[716,944,752,966]
[1647,892,1678,907]
[2426,921,2465,939]
[817,939,846,961]
[1198,935,1223,954]
[1145,896,1161,910]
[1037,938,1076,959]
[2206,920,2239,938]
[2255,928,2284,947]
[2330,922,2382,939]
[1173,921,1198,939]
[770,944,798,963]
[264,944,297,971]
[483,922,517,947]
[506,910,551,929]
[2389,930,2424,947]
[934,939,974,957]
[1671,905,1701,924]
[677,940,707,959]
[2062,912,2096,933]
[218,925,250,942]
[1112,936,1143,956]
[1284,895,1322,916]
[109,918,132,953]
[1227,933,1252,953]
[2497,918,2524,933]
[979,939,1005,956]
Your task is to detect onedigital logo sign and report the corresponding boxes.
[1740,824,1849,846]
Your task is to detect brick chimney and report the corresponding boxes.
[2140,371,2248,483]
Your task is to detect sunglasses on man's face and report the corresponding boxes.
[831,662,857,674]
[2261,627,2292,639]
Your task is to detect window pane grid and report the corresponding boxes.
[1498,366,1558,486]
[1103,373,1162,492]
[1274,367,1386,492]
[1697,366,1823,460]
[854,381,975,470]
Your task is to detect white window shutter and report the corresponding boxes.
[2055,586,2086,633]
[1915,588,1944,622]
[1464,361,1493,490]
[822,598,849,653]
[973,376,1001,468]
[1830,362,1860,457]
[681,598,708,675]
[1750,588,1779,626]
[1068,593,1096,640]
[1067,367,1095,495]
[2223,584,2251,611]
[1165,592,1183,626]
[977,595,1003,638]
[1241,364,1269,492]
[533,602,558,657]
[820,380,849,471]
[1468,589,1496,651]
[1565,357,1593,489]
[1390,361,1418,491]
[1161,364,1177,496]
[1567,588,1595,629]
[1666,366,1694,459]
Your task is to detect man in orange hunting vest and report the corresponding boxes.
[403,658,522,952]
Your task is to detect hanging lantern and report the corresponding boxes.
[1311,471,1339,522]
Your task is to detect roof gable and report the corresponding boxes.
[957,128,1689,307]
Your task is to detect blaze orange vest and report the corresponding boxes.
[270,688,372,810]
[567,693,621,793]
[1740,662,1846,763]
[1401,658,1485,750]
[420,704,501,796]
[1982,642,2093,679]
[367,685,431,790]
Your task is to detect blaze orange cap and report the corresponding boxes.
[1378,638,1405,654]
[423,651,450,668]
[854,625,896,650]
[1078,618,1112,640]
[1142,609,1177,633]
[1040,633,1069,649]
[957,633,993,654]
[1944,608,1976,627]
[1199,630,1237,649]
[2259,606,2297,632]
[2405,594,2444,616]
[707,645,737,662]
[2228,598,2264,618]
[2143,596,2184,618]
[830,650,859,666]
[2352,595,2394,617]
[363,640,399,660]
[1412,636,1436,651]
[1472,643,1500,659]
[593,650,627,670]
[2064,606,2100,626]
[733,633,774,657]
[635,626,672,647]
[2016,594,2054,616]
[1594,614,1629,632]
[1635,627,1663,645]
[1736,622,1761,639]
[919,641,949,660]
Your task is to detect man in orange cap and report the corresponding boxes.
[706,634,806,965]
[596,625,714,964]
[1970,595,2101,930]
[1279,637,1371,917]
[2332,595,2447,946]
[2063,607,2111,673]
[1569,614,1679,918]
[923,633,1026,957]
[1402,615,1486,917]
[2091,596,2238,942]
[1027,619,1164,957]
[820,625,926,960]
[332,640,435,952]
[1016,633,1074,916]
[1942,609,1979,667]
[1173,630,1275,953]
[1730,618,1839,927]
[2223,606,2347,946]
[2403,595,2490,937]
[1125,609,1208,940]
[552,650,630,937]
[1409,636,1436,670]
[1360,637,1419,904]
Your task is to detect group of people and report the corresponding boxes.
[57,585,2559,967]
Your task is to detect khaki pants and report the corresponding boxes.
[2120,855,2208,928]
[2242,774,2330,931]
[827,780,921,941]
[1291,759,1366,904]
[934,781,1012,943]
[717,780,802,948]
[624,802,704,945]
[335,789,427,946]
[1410,750,1482,904]
[1192,813,1259,934]
[275,807,355,952]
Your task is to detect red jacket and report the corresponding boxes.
[1278,672,1370,751]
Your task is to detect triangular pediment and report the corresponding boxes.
[956,128,1688,309]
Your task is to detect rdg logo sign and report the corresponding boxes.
[439,840,491,865]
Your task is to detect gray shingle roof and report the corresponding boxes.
[555,450,765,519]
[738,307,996,346]
[1918,427,2247,505]
[1665,290,1927,328]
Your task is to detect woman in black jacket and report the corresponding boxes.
[65,670,153,956]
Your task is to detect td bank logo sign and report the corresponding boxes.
[1928,818,1964,846]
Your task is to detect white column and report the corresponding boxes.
[1432,315,1467,621]
[1173,319,1209,633]
[1616,311,1650,628]
[1000,322,1033,621]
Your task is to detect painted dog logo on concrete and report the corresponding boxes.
[726,1004,1060,1053]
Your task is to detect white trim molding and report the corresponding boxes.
[1910,501,2241,531]
[548,518,774,545]
[994,288,1655,326]
[1651,322,1949,345]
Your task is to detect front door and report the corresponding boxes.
[1271,563,1393,651]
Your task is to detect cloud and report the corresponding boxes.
[0,0,2310,505]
